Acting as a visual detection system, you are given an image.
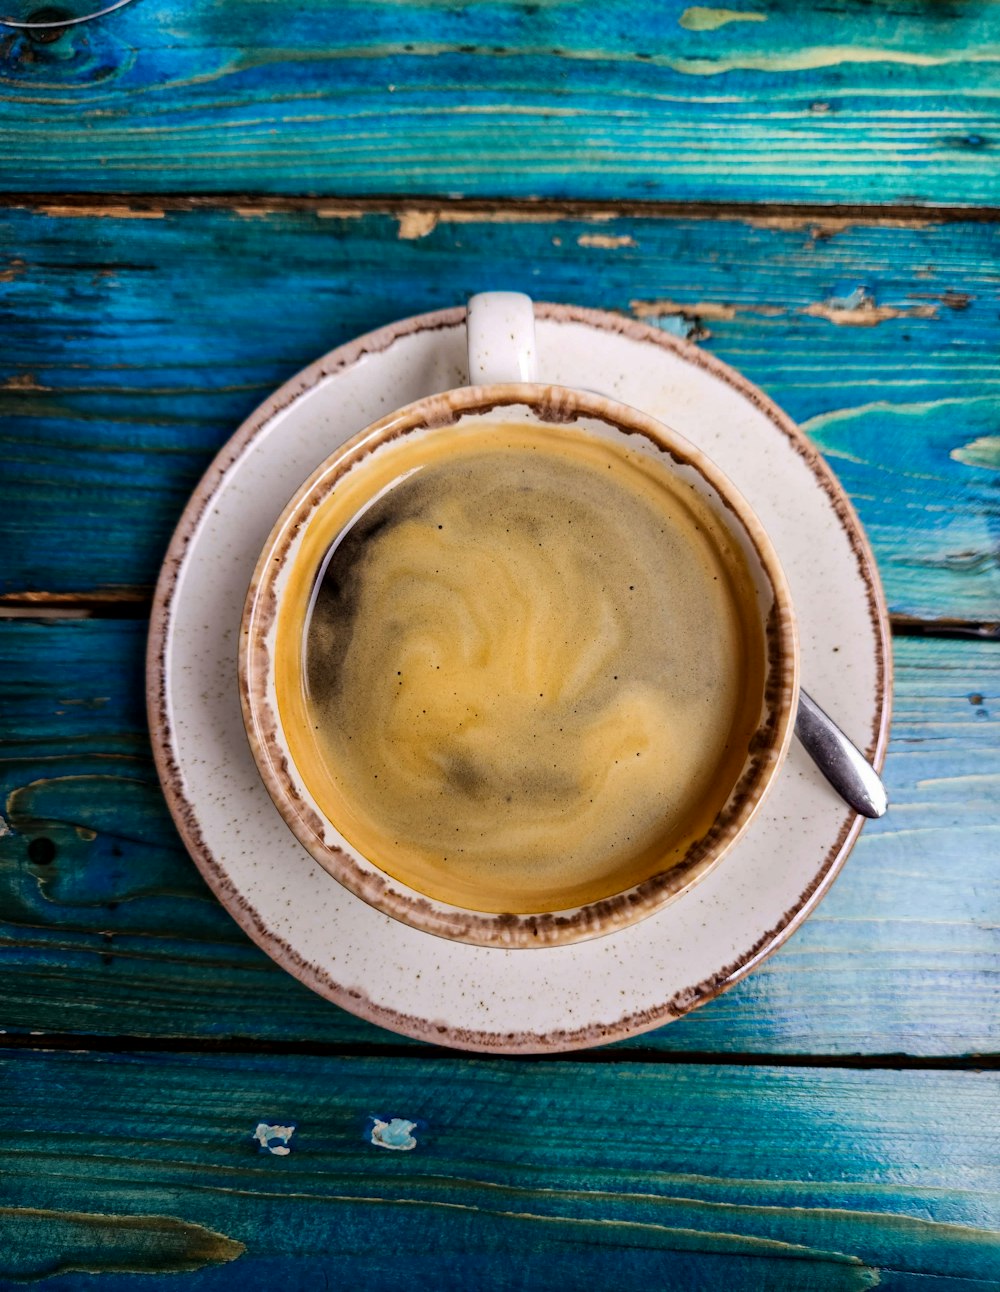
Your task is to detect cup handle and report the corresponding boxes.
[466,292,538,385]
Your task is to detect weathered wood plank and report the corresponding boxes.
[1,206,997,620]
[0,0,997,204]
[4,1048,999,1288]
[1,619,997,1056]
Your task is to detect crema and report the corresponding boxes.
[279,421,765,913]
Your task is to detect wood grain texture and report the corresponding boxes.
[4,1048,1000,1288]
[0,0,997,203]
[2,619,997,1056]
[2,205,997,619]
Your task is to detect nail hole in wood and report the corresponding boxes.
[28,836,57,865]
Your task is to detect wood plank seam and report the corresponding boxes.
[3,193,1000,224]
[0,1035,997,1069]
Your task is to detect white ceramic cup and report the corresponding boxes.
[239,293,799,948]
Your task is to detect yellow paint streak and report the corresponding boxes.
[679,7,768,32]
[951,435,1000,471]
[397,209,439,239]
[184,1188,883,1284]
[1,1208,245,1280]
[669,44,993,75]
[801,300,938,326]
[228,39,987,78]
[577,233,636,248]
[801,394,999,437]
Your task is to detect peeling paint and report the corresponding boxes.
[744,215,855,233]
[801,288,937,326]
[2,373,47,391]
[744,215,932,233]
[253,1122,295,1155]
[397,210,439,239]
[633,298,736,322]
[0,257,25,282]
[951,436,1000,471]
[679,7,767,31]
[442,207,613,226]
[577,233,636,249]
[631,297,784,322]
[313,207,368,220]
[38,205,165,220]
[370,1117,417,1151]
[656,316,706,340]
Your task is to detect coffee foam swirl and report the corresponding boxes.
[283,423,764,914]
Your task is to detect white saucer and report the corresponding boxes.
[148,304,891,1054]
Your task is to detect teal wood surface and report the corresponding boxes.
[4,1049,999,1289]
[2,206,998,620]
[2,619,997,1056]
[0,0,997,204]
[2,0,998,1278]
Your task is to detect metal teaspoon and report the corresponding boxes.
[795,689,888,818]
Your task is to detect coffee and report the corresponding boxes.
[274,420,765,914]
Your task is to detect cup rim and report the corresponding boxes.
[239,382,800,948]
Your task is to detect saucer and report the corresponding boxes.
[148,304,891,1054]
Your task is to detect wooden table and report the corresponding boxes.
[2,2,998,1286]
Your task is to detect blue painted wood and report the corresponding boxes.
[1,0,996,1276]
[3,1048,999,1287]
[2,206,997,620]
[0,0,996,203]
[2,619,997,1055]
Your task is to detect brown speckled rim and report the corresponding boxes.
[239,383,799,949]
[147,302,892,1052]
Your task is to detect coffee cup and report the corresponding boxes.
[240,293,799,948]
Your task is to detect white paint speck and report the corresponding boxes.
[370,1117,417,1151]
[254,1122,295,1155]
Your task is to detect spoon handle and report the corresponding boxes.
[795,689,888,819]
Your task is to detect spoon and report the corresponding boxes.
[796,689,887,818]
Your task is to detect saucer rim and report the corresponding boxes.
[147,301,892,1054]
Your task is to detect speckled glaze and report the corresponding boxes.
[240,384,799,948]
[147,303,891,1053]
